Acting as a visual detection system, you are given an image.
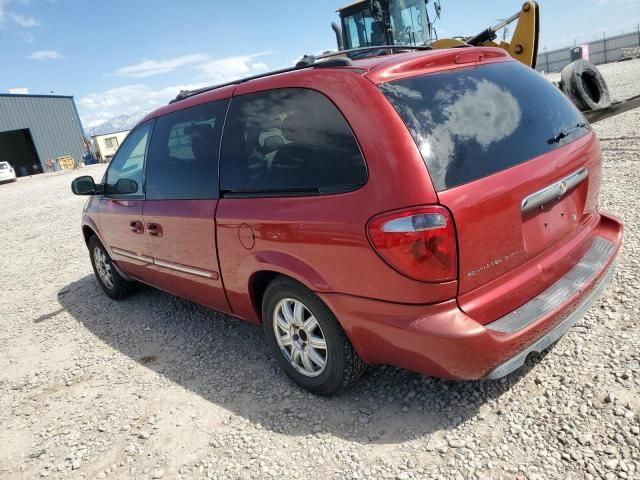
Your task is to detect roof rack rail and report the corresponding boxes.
[295,44,432,67]
[170,45,432,104]
[170,65,308,104]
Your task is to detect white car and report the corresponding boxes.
[0,161,17,183]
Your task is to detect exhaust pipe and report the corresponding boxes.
[332,22,344,51]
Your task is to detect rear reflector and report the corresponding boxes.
[367,206,457,282]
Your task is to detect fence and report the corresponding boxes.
[536,29,640,73]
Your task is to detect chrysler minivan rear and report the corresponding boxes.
[323,56,622,380]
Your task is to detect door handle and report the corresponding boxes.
[146,223,163,237]
[129,220,144,234]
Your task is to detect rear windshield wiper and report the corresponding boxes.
[547,122,589,145]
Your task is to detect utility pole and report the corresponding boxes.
[603,32,608,63]
[637,24,640,47]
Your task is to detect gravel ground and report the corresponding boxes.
[1,60,639,480]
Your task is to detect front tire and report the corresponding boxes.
[88,235,135,300]
[262,277,366,395]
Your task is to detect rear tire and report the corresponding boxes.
[560,60,611,111]
[88,235,135,300]
[262,277,366,395]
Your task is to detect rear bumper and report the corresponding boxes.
[484,254,615,379]
[320,213,622,380]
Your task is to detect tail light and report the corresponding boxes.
[367,206,457,282]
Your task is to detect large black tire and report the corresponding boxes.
[88,235,136,300]
[560,60,611,111]
[262,277,366,396]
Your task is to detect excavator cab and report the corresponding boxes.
[337,0,432,49]
[336,0,538,66]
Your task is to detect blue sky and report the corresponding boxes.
[1,0,639,127]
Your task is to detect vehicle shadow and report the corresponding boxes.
[57,275,542,444]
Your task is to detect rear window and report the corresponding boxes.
[380,61,590,191]
[0,162,8,170]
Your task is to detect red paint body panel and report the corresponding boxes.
[79,48,624,382]
[320,214,621,380]
[142,200,230,313]
[439,132,603,324]
[364,47,510,84]
[97,198,153,281]
[216,195,458,324]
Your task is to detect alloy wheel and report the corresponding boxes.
[273,298,327,377]
[93,246,114,290]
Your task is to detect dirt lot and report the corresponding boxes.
[1,60,639,480]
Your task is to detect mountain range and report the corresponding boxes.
[85,110,151,137]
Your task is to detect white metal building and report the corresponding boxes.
[0,93,85,176]
[91,130,129,162]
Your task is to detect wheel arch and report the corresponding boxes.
[242,250,332,324]
[83,221,133,282]
[82,225,95,246]
[249,270,325,325]
[81,217,102,247]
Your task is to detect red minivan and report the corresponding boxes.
[72,47,622,395]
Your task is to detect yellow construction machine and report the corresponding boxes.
[330,0,640,122]
[335,1,540,68]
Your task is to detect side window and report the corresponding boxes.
[220,88,366,195]
[104,136,119,149]
[105,122,152,197]
[145,100,229,200]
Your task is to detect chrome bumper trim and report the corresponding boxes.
[485,257,615,380]
[487,236,613,334]
[111,247,153,263]
[153,258,213,278]
[111,247,212,278]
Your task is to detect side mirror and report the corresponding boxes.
[114,178,138,195]
[71,175,97,195]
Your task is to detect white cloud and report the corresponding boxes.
[78,83,207,127]
[195,52,271,82]
[116,53,210,78]
[80,52,272,127]
[0,1,40,28]
[29,49,63,60]
[10,13,38,27]
[0,0,9,24]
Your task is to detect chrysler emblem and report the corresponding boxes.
[558,181,568,195]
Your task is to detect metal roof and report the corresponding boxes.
[0,95,85,172]
[90,129,130,139]
[336,0,367,12]
[0,93,74,99]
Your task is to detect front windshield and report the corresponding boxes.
[341,0,430,49]
[342,8,377,48]
[389,0,429,45]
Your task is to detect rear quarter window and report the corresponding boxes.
[220,88,367,196]
[379,61,590,191]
